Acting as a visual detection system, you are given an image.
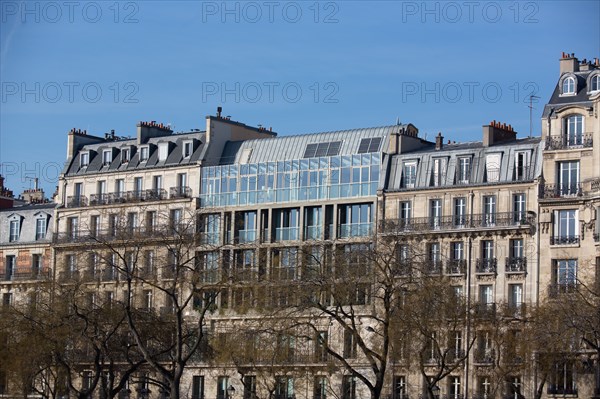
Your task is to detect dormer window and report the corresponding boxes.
[122,148,131,164]
[158,143,169,161]
[183,141,193,158]
[562,76,576,95]
[9,219,20,242]
[80,152,89,167]
[589,74,599,92]
[102,150,112,166]
[140,146,149,162]
[401,161,417,188]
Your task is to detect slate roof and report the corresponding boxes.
[64,132,205,176]
[542,68,600,117]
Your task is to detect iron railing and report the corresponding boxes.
[545,134,593,150]
[550,236,580,245]
[66,188,190,208]
[540,183,583,198]
[446,259,466,275]
[505,257,527,273]
[475,258,497,274]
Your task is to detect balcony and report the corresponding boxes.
[338,222,373,238]
[424,260,443,275]
[504,303,526,318]
[1,266,51,281]
[540,183,582,199]
[446,259,466,275]
[65,188,182,208]
[550,236,580,245]
[380,212,532,235]
[475,258,497,274]
[274,227,300,242]
[58,270,80,282]
[505,257,527,273]
[547,387,577,396]
[198,232,220,246]
[475,303,496,319]
[169,186,192,199]
[67,195,88,207]
[304,225,322,240]
[474,348,496,364]
[548,283,577,297]
[545,134,593,150]
[235,229,257,244]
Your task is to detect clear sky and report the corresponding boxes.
[0,0,599,195]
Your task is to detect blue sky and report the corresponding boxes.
[1,0,599,195]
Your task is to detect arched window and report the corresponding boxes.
[565,114,583,146]
[562,77,575,95]
[590,74,600,92]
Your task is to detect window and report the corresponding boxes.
[115,179,125,199]
[554,259,577,290]
[146,211,157,233]
[341,376,356,399]
[192,376,204,399]
[453,197,466,226]
[127,212,138,234]
[507,239,525,273]
[140,146,149,161]
[401,161,417,188]
[480,285,493,305]
[457,157,470,184]
[32,254,42,275]
[506,376,522,399]
[67,217,79,240]
[565,115,583,146]
[153,175,163,191]
[431,158,446,187]
[82,370,93,391]
[427,242,441,273]
[275,376,294,399]
[108,214,118,237]
[481,240,494,260]
[485,153,501,182]
[562,76,575,94]
[102,150,112,166]
[183,141,193,158]
[315,331,328,362]
[514,151,529,181]
[121,147,130,163]
[549,361,576,395]
[2,293,12,307]
[4,255,15,280]
[478,377,492,399]
[158,142,169,161]
[134,177,143,195]
[357,137,382,153]
[170,209,183,234]
[508,284,523,312]
[90,215,100,237]
[36,218,47,240]
[243,376,256,399]
[399,201,411,228]
[590,74,600,92]
[338,203,372,238]
[558,161,580,195]
[314,376,328,399]
[483,196,497,226]
[429,199,442,229]
[392,376,406,399]
[451,242,464,260]
[513,194,526,223]
[343,329,357,359]
[553,209,578,244]
[9,220,20,242]
[303,141,342,158]
[97,180,106,197]
[80,152,89,167]
[142,290,152,309]
[448,376,461,399]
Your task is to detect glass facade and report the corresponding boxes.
[201,153,381,207]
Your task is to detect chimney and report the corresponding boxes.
[483,120,517,147]
[217,106,222,118]
[136,121,173,145]
[435,132,444,150]
[560,52,579,74]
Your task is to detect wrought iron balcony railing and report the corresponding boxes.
[169,186,192,199]
[550,235,580,245]
[474,303,497,319]
[66,188,184,207]
[475,258,497,274]
[545,134,593,150]
[446,259,466,275]
[548,283,578,297]
[380,212,532,234]
[540,183,583,198]
[505,257,527,273]
[474,348,496,364]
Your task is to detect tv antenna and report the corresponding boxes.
[528,95,540,138]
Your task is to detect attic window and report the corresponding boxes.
[240,148,252,164]
[80,152,89,167]
[590,74,599,92]
[122,148,130,164]
[357,137,382,153]
[562,76,575,95]
[140,146,149,161]
[303,141,342,158]
[102,150,112,166]
[158,143,169,161]
[183,141,193,158]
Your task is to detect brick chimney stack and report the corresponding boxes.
[560,52,579,74]
[483,120,517,147]
[435,132,444,150]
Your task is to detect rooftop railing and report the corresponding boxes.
[66,188,190,208]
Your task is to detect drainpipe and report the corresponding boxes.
[465,190,475,397]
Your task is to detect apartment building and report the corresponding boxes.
[537,53,600,398]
